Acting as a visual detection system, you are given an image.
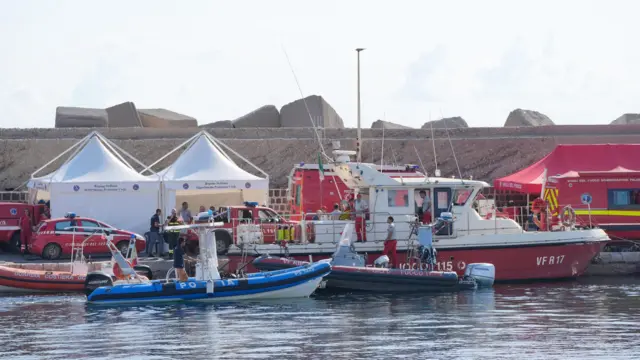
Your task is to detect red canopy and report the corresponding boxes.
[494,144,640,194]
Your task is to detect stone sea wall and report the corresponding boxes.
[2,124,640,190]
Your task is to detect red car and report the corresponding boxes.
[29,217,146,260]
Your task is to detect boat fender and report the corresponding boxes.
[560,206,576,227]
[84,271,114,297]
[373,255,390,268]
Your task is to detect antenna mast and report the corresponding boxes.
[440,110,463,181]
[380,112,385,168]
[282,45,330,161]
[356,48,365,163]
[429,112,439,176]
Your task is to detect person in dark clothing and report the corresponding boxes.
[147,209,162,257]
[174,237,188,282]
[165,213,181,258]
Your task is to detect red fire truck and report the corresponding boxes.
[0,202,47,252]
[545,167,640,240]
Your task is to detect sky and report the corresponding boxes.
[0,0,639,129]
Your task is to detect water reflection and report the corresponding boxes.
[0,278,638,359]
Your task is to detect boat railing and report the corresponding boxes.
[228,202,603,246]
[482,203,607,233]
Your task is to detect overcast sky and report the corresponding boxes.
[0,0,638,128]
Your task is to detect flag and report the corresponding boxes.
[318,152,325,181]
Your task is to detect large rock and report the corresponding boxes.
[280,95,344,128]
[611,113,640,125]
[138,108,198,128]
[371,120,412,129]
[504,109,554,127]
[106,102,142,128]
[55,107,108,128]
[232,105,280,128]
[421,117,468,129]
[200,120,235,128]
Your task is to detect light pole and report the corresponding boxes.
[356,48,365,163]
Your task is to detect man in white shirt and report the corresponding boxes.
[354,193,367,242]
[383,216,398,268]
[329,203,342,220]
[179,202,192,224]
[419,190,432,224]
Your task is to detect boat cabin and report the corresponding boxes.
[287,160,424,220]
[308,152,526,244]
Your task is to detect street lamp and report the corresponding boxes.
[356,48,365,163]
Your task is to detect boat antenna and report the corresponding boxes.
[413,145,429,182]
[281,45,330,161]
[440,109,463,182]
[389,144,399,166]
[380,112,385,168]
[429,112,439,176]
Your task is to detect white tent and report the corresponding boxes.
[27,131,160,235]
[144,131,269,215]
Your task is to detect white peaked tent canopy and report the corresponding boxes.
[27,131,160,235]
[144,131,269,214]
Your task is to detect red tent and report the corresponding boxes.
[494,144,640,194]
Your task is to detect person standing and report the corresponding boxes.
[147,209,162,257]
[330,203,341,220]
[174,237,189,282]
[419,190,432,224]
[166,212,181,257]
[383,216,398,268]
[354,193,367,242]
[179,202,192,224]
[19,208,33,253]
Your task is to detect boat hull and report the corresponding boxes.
[0,265,85,293]
[229,240,606,282]
[87,262,331,305]
[253,257,476,293]
[0,264,153,294]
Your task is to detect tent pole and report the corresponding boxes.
[30,131,92,179]
[140,131,201,175]
[207,132,269,178]
[95,132,136,170]
[98,132,159,176]
[203,132,235,161]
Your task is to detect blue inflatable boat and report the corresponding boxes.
[85,262,331,305]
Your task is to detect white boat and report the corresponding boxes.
[225,150,610,282]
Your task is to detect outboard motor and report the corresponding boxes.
[330,223,365,267]
[464,263,496,288]
[434,212,454,236]
[84,271,114,297]
[416,225,436,270]
[373,255,390,268]
[133,265,154,280]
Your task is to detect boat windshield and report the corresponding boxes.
[453,189,472,206]
[337,223,354,248]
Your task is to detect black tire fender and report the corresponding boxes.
[213,230,232,255]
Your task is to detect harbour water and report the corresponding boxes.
[1,277,639,360]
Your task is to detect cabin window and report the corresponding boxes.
[608,189,640,209]
[387,189,409,207]
[453,189,472,206]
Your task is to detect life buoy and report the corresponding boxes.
[560,206,576,227]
